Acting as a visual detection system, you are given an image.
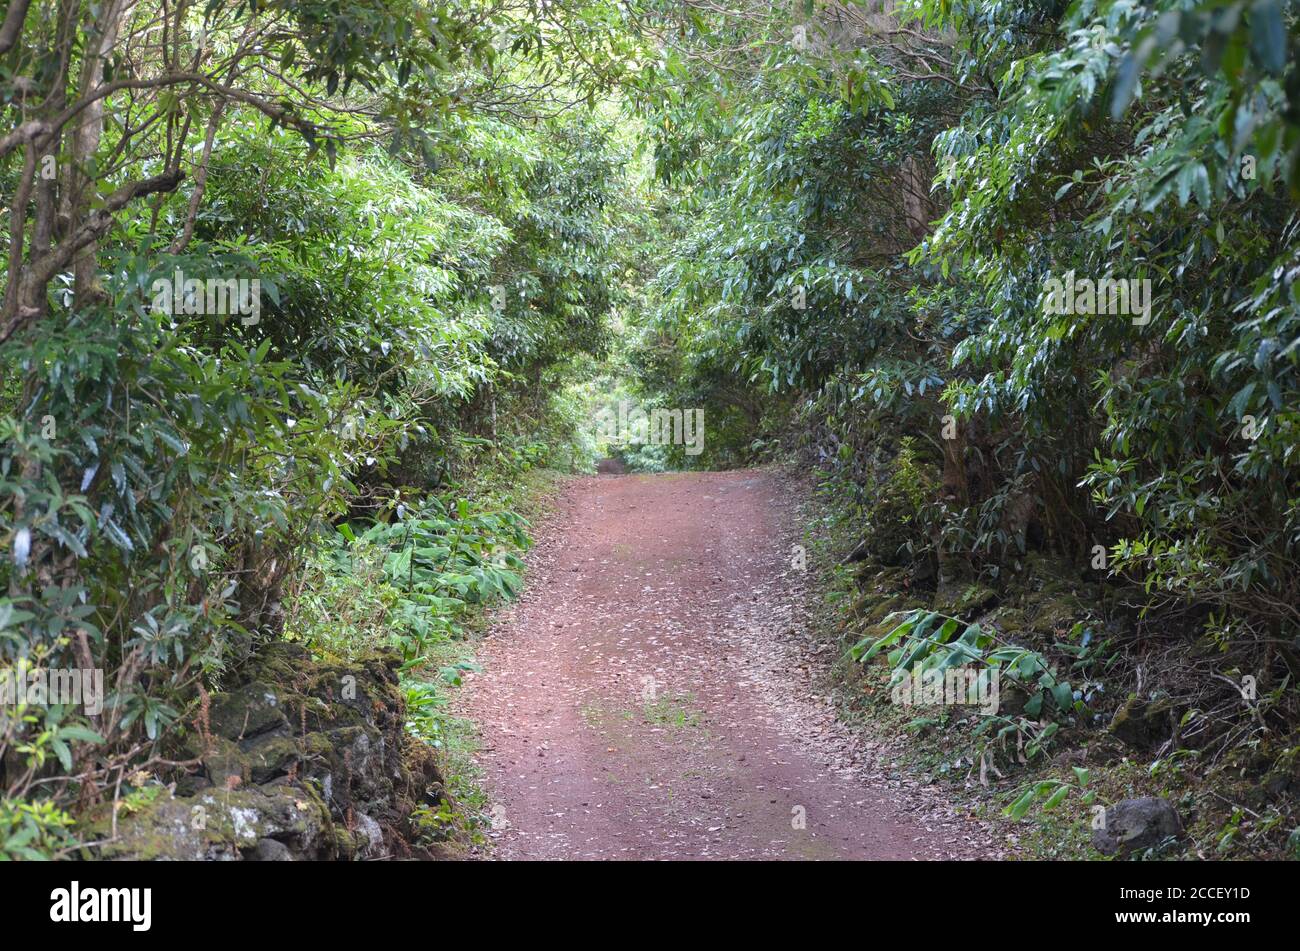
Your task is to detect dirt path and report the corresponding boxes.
[458,469,998,860]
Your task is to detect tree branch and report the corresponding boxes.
[0,120,52,161]
[0,0,32,56]
[0,169,184,344]
[169,100,226,254]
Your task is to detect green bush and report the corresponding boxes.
[862,438,938,566]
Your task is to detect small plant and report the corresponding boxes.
[410,800,463,843]
[851,609,1084,723]
[860,437,938,565]
[852,608,1093,773]
[0,798,76,861]
[1004,767,1094,821]
[286,491,529,756]
[642,694,702,729]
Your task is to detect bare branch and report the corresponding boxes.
[169,100,226,254]
[0,0,32,56]
[0,120,52,161]
[1,169,184,344]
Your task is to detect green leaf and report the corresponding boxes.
[1005,789,1037,820]
[1042,785,1071,810]
[51,739,72,772]
[1052,682,1074,710]
[852,611,920,662]
[100,518,135,553]
[1250,0,1286,73]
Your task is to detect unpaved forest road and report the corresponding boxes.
[459,470,998,860]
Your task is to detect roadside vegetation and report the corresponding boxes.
[3,0,1300,860]
[0,0,643,857]
[628,0,1300,859]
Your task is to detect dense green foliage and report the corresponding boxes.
[619,0,1300,852]
[1,0,644,856]
[632,0,1300,646]
[3,0,1300,858]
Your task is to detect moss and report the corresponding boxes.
[203,736,251,788]
[844,588,888,617]
[241,732,303,784]
[985,562,1093,645]
[208,680,288,740]
[84,785,335,861]
[82,640,447,860]
[988,606,1026,632]
[933,581,997,618]
[1108,695,1181,751]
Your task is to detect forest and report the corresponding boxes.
[1,0,1299,874]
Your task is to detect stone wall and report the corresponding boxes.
[88,643,447,860]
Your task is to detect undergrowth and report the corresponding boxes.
[281,449,567,850]
[803,461,1300,861]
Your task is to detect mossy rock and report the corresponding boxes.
[843,588,892,620]
[1092,797,1183,855]
[1023,592,1085,637]
[87,785,334,861]
[202,736,251,789]
[987,590,1089,647]
[867,594,920,626]
[190,727,304,790]
[208,680,289,741]
[932,580,998,618]
[863,566,913,596]
[241,732,304,785]
[988,606,1027,633]
[1108,695,1180,751]
[999,554,1096,639]
[86,641,446,860]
